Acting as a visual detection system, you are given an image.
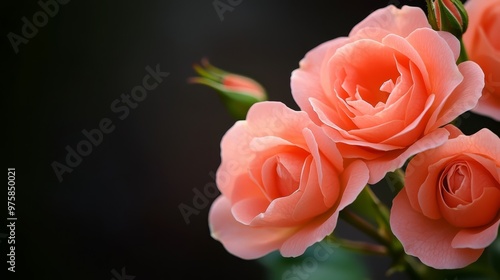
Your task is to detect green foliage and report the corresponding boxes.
[258,241,369,280]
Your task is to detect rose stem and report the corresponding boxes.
[325,235,388,256]
[339,209,392,247]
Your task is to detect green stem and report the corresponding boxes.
[389,255,433,280]
[457,38,469,64]
[326,235,388,256]
[364,186,391,228]
[339,209,391,247]
[340,182,437,280]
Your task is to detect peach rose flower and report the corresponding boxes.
[291,5,484,184]
[463,0,500,121]
[208,101,369,259]
[390,126,500,269]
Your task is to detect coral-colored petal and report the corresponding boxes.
[350,5,430,42]
[427,62,484,132]
[337,160,370,210]
[453,218,500,249]
[250,191,303,228]
[365,127,450,184]
[246,101,313,142]
[291,38,349,123]
[303,127,341,207]
[280,160,369,257]
[230,175,269,224]
[280,211,339,257]
[439,186,500,228]
[293,158,330,221]
[416,158,450,219]
[391,190,483,269]
[437,31,461,62]
[209,196,291,260]
[217,122,255,197]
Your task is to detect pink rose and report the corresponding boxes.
[390,126,500,269]
[463,0,500,121]
[208,101,369,259]
[291,5,484,184]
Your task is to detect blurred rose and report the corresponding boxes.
[291,5,484,184]
[209,101,369,259]
[463,0,500,121]
[391,126,500,269]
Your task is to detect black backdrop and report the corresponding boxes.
[4,0,498,279]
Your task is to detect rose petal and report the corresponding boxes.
[230,175,269,224]
[463,0,500,121]
[280,159,369,256]
[293,157,330,221]
[217,122,255,197]
[246,101,313,142]
[437,31,461,62]
[416,157,452,219]
[249,147,307,200]
[291,38,350,123]
[365,127,450,184]
[439,187,500,228]
[209,196,291,260]
[391,190,483,269]
[250,190,303,228]
[303,127,341,207]
[308,124,344,171]
[320,122,403,152]
[280,211,339,257]
[337,160,370,211]
[453,218,500,249]
[379,88,432,147]
[444,124,464,139]
[349,5,430,41]
[426,62,484,132]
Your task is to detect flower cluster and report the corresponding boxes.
[192,0,499,277]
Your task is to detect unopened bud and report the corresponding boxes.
[189,58,267,120]
[427,0,469,38]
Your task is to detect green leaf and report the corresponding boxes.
[258,241,369,280]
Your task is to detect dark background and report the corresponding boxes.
[3,0,497,279]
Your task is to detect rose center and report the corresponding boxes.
[441,161,472,204]
[347,77,396,107]
[253,150,306,201]
[333,41,402,108]
[275,159,300,197]
[438,156,500,228]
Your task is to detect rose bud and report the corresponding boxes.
[189,58,267,120]
[427,0,469,39]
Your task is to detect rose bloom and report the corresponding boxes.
[463,0,500,121]
[208,101,369,259]
[390,125,500,269]
[291,5,484,184]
